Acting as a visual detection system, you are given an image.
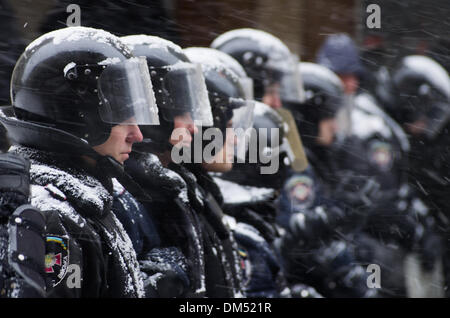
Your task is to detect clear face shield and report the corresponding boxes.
[275,108,309,172]
[78,56,160,125]
[420,100,450,139]
[266,54,305,103]
[150,62,213,126]
[229,98,255,162]
[240,76,254,101]
[334,93,355,142]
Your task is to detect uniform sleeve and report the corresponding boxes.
[44,209,107,297]
[278,170,349,247]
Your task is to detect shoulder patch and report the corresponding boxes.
[45,235,70,287]
[368,141,394,172]
[284,175,315,209]
[238,247,251,288]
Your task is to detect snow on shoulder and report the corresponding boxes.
[213,177,275,204]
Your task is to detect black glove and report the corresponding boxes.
[287,204,343,246]
[334,170,381,209]
[225,201,279,243]
[139,247,190,298]
[418,232,443,272]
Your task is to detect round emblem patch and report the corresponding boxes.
[238,247,252,288]
[368,141,393,172]
[45,235,69,287]
[284,175,315,209]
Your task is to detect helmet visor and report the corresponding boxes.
[335,94,355,141]
[154,62,213,126]
[230,99,255,162]
[422,100,450,138]
[275,108,309,172]
[267,54,305,103]
[240,77,254,100]
[97,57,159,125]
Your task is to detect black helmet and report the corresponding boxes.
[211,28,304,103]
[219,101,294,189]
[285,62,345,146]
[0,26,159,153]
[391,55,450,139]
[184,47,254,140]
[121,35,213,152]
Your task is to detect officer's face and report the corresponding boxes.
[404,117,428,136]
[93,117,143,164]
[169,112,199,147]
[317,117,338,146]
[202,121,236,172]
[263,83,282,109]
[338,74,359,95]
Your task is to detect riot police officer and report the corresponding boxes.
[387,55,450,297]
[0,26,163,297]
[120,35,245,298]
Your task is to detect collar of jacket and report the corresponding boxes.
[183,163,225,207]
[127,151,187,203]
[168,162,205,211]
[11,145,113,218]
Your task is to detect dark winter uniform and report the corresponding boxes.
[122,151,245,298]
[212,175,291,298]
[112,173,191,298]
[406,126,450,296]
[168,163,244,298]
[276,163,379,298]
[11,145,145,297]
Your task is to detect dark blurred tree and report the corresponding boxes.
[0,0,25,106]
[0,0,24,151]
[39,0,180,43]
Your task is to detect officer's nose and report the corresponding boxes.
[186,116,199,135]
[126,125,144,144]
[272,94,282,109]
[263,88,282,109]
[177,113,198,135]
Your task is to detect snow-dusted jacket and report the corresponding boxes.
[175,164,244,298]
[124,152,206,297]
[124,153,243,297]
[212,176,288,297]
[112,179,191,298]
[10,145,144,298]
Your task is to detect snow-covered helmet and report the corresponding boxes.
[121,35,213,152]
[219,102,296,189]
[391,55,450,139]
[211,28,304,103]
[0,26,159,153]
[184,47,254,152]
[285,62,345,145]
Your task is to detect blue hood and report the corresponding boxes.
[316,33,364,77]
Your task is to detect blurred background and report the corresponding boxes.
[1,0,450,103]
